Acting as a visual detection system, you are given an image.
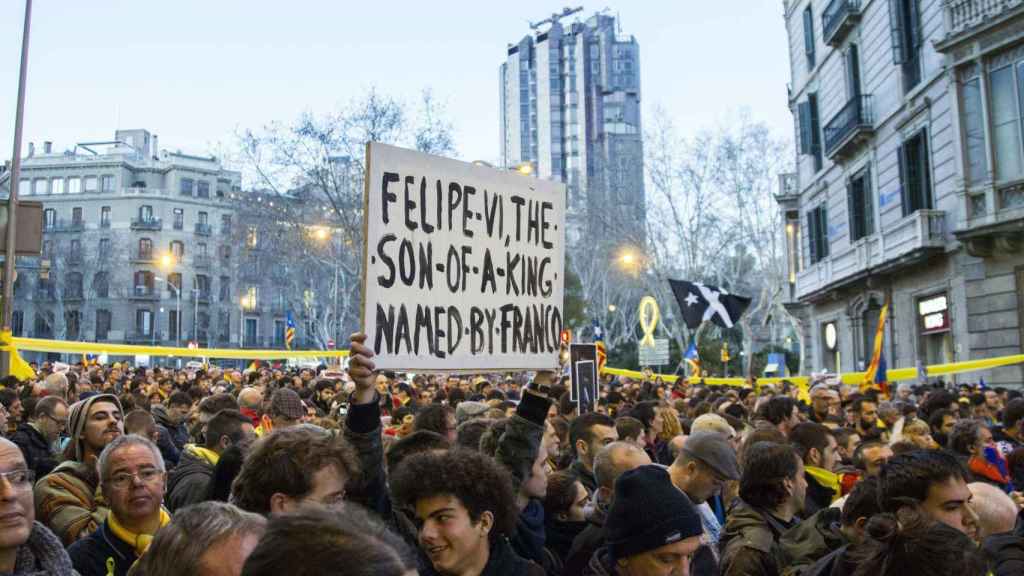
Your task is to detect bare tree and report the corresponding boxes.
[232,88,456,348]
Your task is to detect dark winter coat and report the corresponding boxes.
[570,459,598,494]
[802,473,836,519]
[151,405,187,467]
[165,447,215,512]
[581,547,616,576]
[779,507,847,576]
[983,532,1024,576]
[67,520,136,576]
[545,517,588,564]
[800,545,856,576]
[719,499,791,576]
[563,516,606,576]
[9,423,59,479]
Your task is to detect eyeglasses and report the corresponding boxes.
[43,413,68,428]
[105,468,164,490]
[0,469,35,491]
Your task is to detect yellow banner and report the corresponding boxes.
[8,337,349,361]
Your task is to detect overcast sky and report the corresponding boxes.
[0,0,792,168]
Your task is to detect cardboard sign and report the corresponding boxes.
[362,143,566,371]
[570,343,598,414]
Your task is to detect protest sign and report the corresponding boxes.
[362,142,566,371]
[570,343,598,414]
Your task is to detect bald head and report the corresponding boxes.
[593,441,651,491]
[668,435,687,461]
[237,387,262,410]
[968,482,1018,539]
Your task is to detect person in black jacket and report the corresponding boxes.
[967,481,1024,576]
[568,413,618,494]
[390,449,544,576]
[9,396,67,479]
[151,392,192,467]
[789,423,840,517]
[166,409,253,512]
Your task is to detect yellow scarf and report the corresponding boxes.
[108,508,171,557]
[187,445,220,466]
[805,466,841,502]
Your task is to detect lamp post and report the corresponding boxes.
[312,226,340,348]
[154,276,180,349]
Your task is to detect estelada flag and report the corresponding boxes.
[668,279,751,329]
[862,303,889,397]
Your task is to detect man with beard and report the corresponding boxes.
[68,435,170,576]
[928,408,958,449]
[34,394,123,545]
[10,396,67,479]
[850,398,884,441]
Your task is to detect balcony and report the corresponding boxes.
[131,217,162,231]
[822,0,861,46]
[192,290,212,304]
[128,285,159,300]
[955,180,1024,256]
[795,210,946,301]
[940,0,1024,52]
[195,223,212,236]
[126,332,157,344]
[193,255,212,269]
[44,219,86,233]
[66,252,84,266]
[823,95,873,160]
[131,250,156,264]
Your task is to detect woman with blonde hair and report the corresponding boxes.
[655,405,683,442]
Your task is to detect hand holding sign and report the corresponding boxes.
[348,332,377,404]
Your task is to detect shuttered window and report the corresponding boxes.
[808,204,829,264]
[803,5,816,70]
[898,129,933,216]
[847,167,874,242]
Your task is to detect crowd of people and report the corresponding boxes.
[0,333,1022,576]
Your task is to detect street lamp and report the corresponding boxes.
[608,304,617,313]
[312,226,341,347]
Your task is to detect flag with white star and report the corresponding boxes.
[668,279,752,329]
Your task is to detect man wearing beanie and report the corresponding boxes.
[585,465,704,575]
[34,394,123,545]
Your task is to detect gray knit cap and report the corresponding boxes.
[67,393,123,461]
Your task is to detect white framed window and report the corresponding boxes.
[101,175,115,191]
[18,179,29,196]
[51,178,65,195]
[33,179,48,195]
[83,176,98,192]
[67,177,81,194]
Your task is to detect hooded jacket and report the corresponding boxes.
[33,459,109,547]
[779,507,847,576]
[151,405,187,467]
[165,446,216,512]
[719,499,791,576]
[5,521,77,576]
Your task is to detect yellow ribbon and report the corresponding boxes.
[7,336,349,360]
[805,465,842,502]
[185,445,220,466]
[638,296,660,347]
[108,508,171,557]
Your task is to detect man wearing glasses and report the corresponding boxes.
[10,397,68,479]
[0,437,76,575]
[68,435,170,576]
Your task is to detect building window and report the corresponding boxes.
[243,317,258,347]
[68,177,81,194]
[197,181,210,198]
[84,176,98,193]
[243,286,258,311]
[51,178,64,195]
[195,274,211,298]
[198,211,208,225]
[220,276,231,302]
[898,128,933,216]
[808,203,829,264]
[989,63,1024,182]
[221,214,232,234]
[66,272,83,299]
[167,272,182,294]
[962,75,988,185]
[170,240,184,259]
[180,178,194,196]
[43,208,56,229]
[219,244,231,260]
[93,271,109,298]
[803,4,815,70]
[274,319,286,346]
[19,179,29,196]
[848,167,874,242]
[101,175,115,192]
[246,226,258,248]
[798,93,823,172]
[11,310,24,337]
[138,238,153,259]
[134,271,154,292]
[72,207,83,225]
[197,242,208,257]
[136,309,153,336]
[99,238,110,259]
[65,310,81,340]
[890,0,922,91]
[139,205,154,221]
[69,240,82,263]
[96,310,111,341]
[101,206,111,228]
[173,208,184,230]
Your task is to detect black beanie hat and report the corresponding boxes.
[606,465,704,560]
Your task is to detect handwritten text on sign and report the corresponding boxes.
[363,143,566,371]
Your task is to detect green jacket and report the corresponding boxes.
[33,460,109,547]
[779,507,847,576]
[719,499,790,576]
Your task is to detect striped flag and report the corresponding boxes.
[285,312,296,350]
[862,303,890,397]
[683,342,701,376]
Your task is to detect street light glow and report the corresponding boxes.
[620,252,635,265]
[314,227,329,241]
[516,162,533,175]
[160,254,174,268]
[608,304,617,312]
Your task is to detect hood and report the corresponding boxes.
[151,404,175,427]
[780,507,846,566]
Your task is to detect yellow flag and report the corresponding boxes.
[0,329,36,381]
